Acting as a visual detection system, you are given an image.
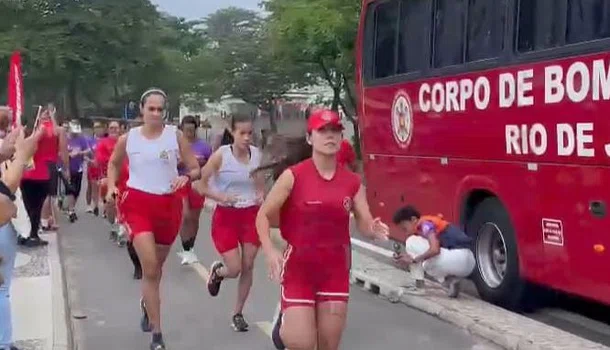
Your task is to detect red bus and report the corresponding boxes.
[356,0,610,309]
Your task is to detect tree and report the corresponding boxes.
[200,7,314,131]
[0,0,209,120]
[264,0,362,153]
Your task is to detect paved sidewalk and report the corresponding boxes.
[349,250,610,350]
[10,232,68,350]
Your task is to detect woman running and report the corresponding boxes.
[177,115,212,265]
[85,121,106,216]
[65,120,90,222]
[20,105,69,246]
[107,88,200,350]
[96,121,124,241]
[255,109,389,350]
[196,114,263,332]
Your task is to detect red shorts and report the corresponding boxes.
[121,188,183,246]
[280,245,351,311]
[87,165,101,181]
[211,205,260,254]
[178,184,205,210]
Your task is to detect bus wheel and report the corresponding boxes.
[467,197,524,309]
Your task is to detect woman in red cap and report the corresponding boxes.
[255,109,389,350]
[106,88,200,350]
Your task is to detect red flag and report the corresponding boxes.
[7,51,23,127]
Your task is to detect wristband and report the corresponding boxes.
[0,181,15,202]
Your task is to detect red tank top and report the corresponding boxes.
[279,159,360,248]
[23,120,59,180]
[95,136,129,188]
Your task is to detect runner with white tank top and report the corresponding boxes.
[195,114,264,332]
[106,88,200,350]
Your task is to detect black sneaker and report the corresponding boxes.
[231,313,249,332]
[207,261,224,297]
[140,298,152,332]
[271,306,285,350]
[68,212,77,223]
[23,237,48,247]
[93,207,99,217]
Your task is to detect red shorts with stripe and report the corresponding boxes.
[211,205,260,254]
[121,188,183,246]
[280,245,351,311]
[178,183,205,210]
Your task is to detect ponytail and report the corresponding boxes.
[253,135,312,180]
[220,128,233,146]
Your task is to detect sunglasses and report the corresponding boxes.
[147,107,164,113]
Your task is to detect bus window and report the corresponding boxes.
[466,0,506,62]
[397,0,431,74]
[566,0,610,44]
[517,0,563,52]
[433,0,467,68]
[373,1,399,79]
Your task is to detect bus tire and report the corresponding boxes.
[466,197,525,309]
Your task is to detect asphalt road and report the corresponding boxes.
[59,207,500,350]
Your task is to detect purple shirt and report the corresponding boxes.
[179,139,212,175]
[67,136,90,173]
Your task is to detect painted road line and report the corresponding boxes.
[256,321,273,338]
[350,237,395,258]
[190,262,210,283]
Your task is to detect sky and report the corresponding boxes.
[150,0,262,19]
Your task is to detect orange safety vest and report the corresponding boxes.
[418,214,449,234]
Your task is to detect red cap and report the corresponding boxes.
[307,109,343,133]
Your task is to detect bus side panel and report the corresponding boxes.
[525,164,610,304]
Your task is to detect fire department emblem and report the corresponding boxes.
[343,196,353,212]
[391,91,413,148]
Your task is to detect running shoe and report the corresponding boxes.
[207,261,224,297]
[85,207,94,214]
[68,211,77,223]
[140,298,152,332]
[93,207,99,217]
[271,305,285,349]
[117,225,128,247]
[180,250,198,265]
[149,340,165,350]
[231,313,249,332]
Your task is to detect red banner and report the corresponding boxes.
[7,51,23,127]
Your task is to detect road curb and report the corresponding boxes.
[48,234,70,350]
[56,228,86,350]
[350,250,609,350]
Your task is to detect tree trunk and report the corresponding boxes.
[331,87,341,112]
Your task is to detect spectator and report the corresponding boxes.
[0,118,43,350]
[392,205,475,298]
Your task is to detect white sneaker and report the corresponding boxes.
[181,250,199,265]
[85,206,94,213]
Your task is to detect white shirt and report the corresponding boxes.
[213,145,262,208]
[126,125,179,195]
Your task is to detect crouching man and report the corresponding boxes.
[392,205,475,298]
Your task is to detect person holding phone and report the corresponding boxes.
[19,104,69,247]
